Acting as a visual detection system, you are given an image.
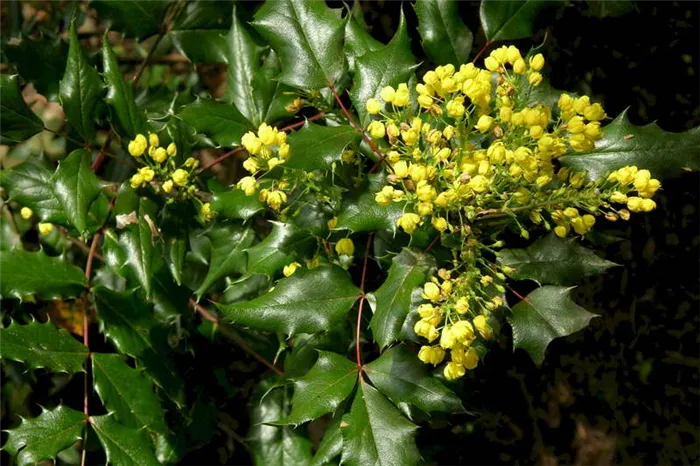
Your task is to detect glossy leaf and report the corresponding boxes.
[219,266,360,336]
[0,249,86,300]
[211,188,265,221]
[250,50,296,124]
[3,37,67,100]
[164,236,186,286]
[170,30,228,64]
[0,157,66,223]
[0,320,88,373]
[344,13,383,71]
[284,325,353,378]
[177,98,251,148]
[90,414,160,466]
[335,172,405,233]
[310,409,344,466]
[285,122,361,171]
[274,351,357,426]
[479,0,549,41]
[92,1,169,40]
[50,149,103,234]
[245,221,314,277]
[116,197,157,299]
[60,20,103,142]
[0,74,43,143]
[509,286,597,365]
[251,0,346,89]
[560,110,700,180]
[4,405,85,466]
[415,0,473,66]
[364,346,462,414]
[340,380,420,466]
[92,353,167,432]
[369,249,435,349]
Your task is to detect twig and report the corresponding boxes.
[132,32,166,86]
[355,234,374,369]
[425,234,441,254]
[473,40,493,62]
[91,133,114,172]
[43,127,136,169]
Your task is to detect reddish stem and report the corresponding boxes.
[425,234,441,254]
[473,40,493,62]
[355,234,374,369]
[91,133,114,172]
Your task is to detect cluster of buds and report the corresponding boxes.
[19,207,53,236]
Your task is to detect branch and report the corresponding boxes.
[132,32,166,85]
[473,40,493,62]
[43,127,136,169]
[355,233,374,370]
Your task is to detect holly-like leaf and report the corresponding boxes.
[211,188,265,221]
[344,14,383,71]
[498,234,618,286]
[90,415,160,466]
[177,98,251,148]
[170,30,228,64]
[50,149,103,235]
[115,197,157,299]
[274,351,357,426]
[250,50,296,124]
[194,224,256,300]
[284,325,353,378]
[59,19,104,142]
[0,249,86,300]
[0,320,88,373]
[415,0,473,66]
[350,9,418,126]
[92,353,167,433]
[364,346,462,414]
[251,0,346,89]
[102,37,148,138]
[164,235,186,286]
[219,266,360,336]
[248,378,313,466]
[245,221,314,277]
[285,122,361,171]
[3,37,67,101]
[368,249,435,349]
[0,157,67,223]
[509,286,597,365]
[560,110,700,180]
[0,74,43,143]
[310,409,344,466]
[340,380,420,466]
[92,1,169,40]
[335,172,405,233]
[479,0,549,41]
[4,405,85,466]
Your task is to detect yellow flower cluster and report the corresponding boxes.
[606,166,660,213]
[241,123,291,174]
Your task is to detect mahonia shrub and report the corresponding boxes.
[0,1,698,465]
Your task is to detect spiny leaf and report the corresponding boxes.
[177,98,251,148]
[0,74,43,143]
[273,351,357,426]
[211,188,265,221]
[285,122,361,171]
[284,325,353,378]
[90,414,160,466]
[170,30,228,64]
[0,249,86,300]
[0,320,88,373]
[415,0,473,66]
[4,405,85,466]
[92,0,169,40]
[335,172,405,234]
[113,197,157,299]
[3,36,67,101]
[244,221,315,278]
[251,0,346,89]
[250,50,297,124]
[560,110,700,180]
[219,266,360,336]
[479,0,550,42]
[310,409,344,466]
[0,157,66,224]
[344,13,383,70]
[509,286,597,365]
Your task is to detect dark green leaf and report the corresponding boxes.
[164,236,186,286]
[170,30,228,64]
[251,50,297,124]
[50,149,103,234]
[284,325,352,378]
[90,415,160,466]
[4,405,85,466]
[350,10,418,126]
[364,346,462,414]
[0,320,88,373]
[219,266,360,336]
[509,286,597,365]
[369,249,435,349]
[479,0,549,41]
[0,157,66,223]
[0,249,86,300]
[274,351,357,426]
[344,14,383,70]
[177,98,251,148]
[3,37,67,100]
[116,197,157,299]
[335,172,405,234]
[251,0,346,89]
[310,409,344,466]
[211,188,265,221]
[415,0,473,66]
[60,20,103,142]
[172,1,234,30]
[92,1,169,40]
[0,74,43,143]
[560,110,700,180]
[340,380,420,466]
[92,353,167,432]
[245,221,314,277]
[285,122,361,171]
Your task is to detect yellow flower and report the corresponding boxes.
[171,169,189,187]
[200,203,215,222]
[640,198,656,212]
[380,86,396,103]
[278,143,291,159]
[475,115,493,133]
[128,134,147,157]
[366,98,382,115]
[148,132,159,147]
[242,157,260,174]
[416,181,436,201]
[529,53,545,71]
[528,72,543,86]
[513,58,526,74]
[266,190,287,211]
[285,97,305,113]
[38,222,53,236]
[20,207,33,220]
[241,131,262,155]
[473,315,493,340]
[463,347,479,370]
[167,143,177,156]
[455,297,470,314]
[397,212,421,234]
[393,83,410,107]
[484,56,500,72]
[393,160,409,179]
[558,94,574,112]
[283,262,301,277]
[583,103,606,121]
[468,175,490,193]
[152,147,167,163]
[414,320,439,342]
[446,99,465,118]
[368,121,386,139]
[237,176,258,196]
[139,167,154,182]
[422,282,441,302]
[257,123,277,146]
[162,180,174,193]
[452,320,475,343]
[267,157,284,169]
[444,362,466,380]
[418,346,446,366]
[335,238,355,256]
[554,225,568,238]
[417,94,433,108]
[610,191,627,203]
[440,325,457,349]
[130,173,144,188]
[431,216,448,232]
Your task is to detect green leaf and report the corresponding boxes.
[211,188,265,221]
[509,286,597,365]
[0,320,88,373]
[91,1,169,40]
[102,37,148,139]
[219,266,360,336]
[251,0,346,89]
[344,14,383,70]
[170,30,228,64]
[274,351,357,426]
[350,10,418,126]
[0,157,67,223]
[245,221,314,277]
[3,36,67,100]
[59,20,104,142]
[164,236,186,286]
[335,172,405,234]
[364,346,462,414]
[340,380,420,466]
[586,0,636,18]
[248,379,313,466]
[0,249,86,300]
[93,286,185,407]
[116,197,157,299]
[368,249,435,349]
[92,353,167,433]
[172,1,234,30]
[479,0,549,41]
[284,325,353,378]
[415,0,473,66]
[0,74,43,143]
[498,234,618,285]
[250,50,296,124]
[4,405,85,466]
[310,409,344,466]
[50,149,103,235]
[177,98,251,148]
[560,110,700,180]
[90,415,160,466]
[285,122,361,171]
[194,224,256,300]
